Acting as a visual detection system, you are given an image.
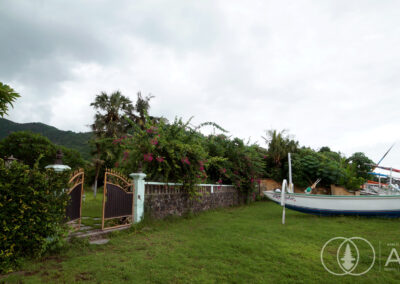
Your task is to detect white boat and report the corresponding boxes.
[264,189,400,217]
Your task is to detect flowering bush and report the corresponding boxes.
[117,118,223,196]
[205,135,265,200]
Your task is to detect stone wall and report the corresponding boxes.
[144,183,246,219]
[330,184,359,195]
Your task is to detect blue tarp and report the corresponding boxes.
[368,172,389,177]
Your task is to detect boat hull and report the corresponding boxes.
[263,190,400,217]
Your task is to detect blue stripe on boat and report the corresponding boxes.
[270,200,400,217]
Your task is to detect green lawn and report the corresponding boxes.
[3,201,400,283]
[79,190,103,230]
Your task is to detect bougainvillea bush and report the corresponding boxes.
[114,117,265,200]
[0,159,69,273]
[116,118,224,196]
[205,135,266,200]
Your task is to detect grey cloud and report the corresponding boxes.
[1,0,400,168]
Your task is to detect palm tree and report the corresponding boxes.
[0,82,20,117]
[90,91,134,197]
[127,92,157,130]
[263,130,298,167]
[90,91,134,137]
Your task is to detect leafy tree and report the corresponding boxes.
[262,129,299,181]
[319,146,331,153]
[90,91,136,196]
[90,91,135,137]
[0,118,92,160]
[0,131,85,169]
[346,152,373,179]
[127,92,160,130]
[0,82,20,118]
[290,147,371,190]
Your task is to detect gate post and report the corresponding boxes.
[129,172,147,223]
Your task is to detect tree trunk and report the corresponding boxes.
[94,165,100,199]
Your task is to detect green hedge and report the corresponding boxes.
[0,159,69,273]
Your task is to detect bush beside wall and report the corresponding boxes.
[0,159,69,273]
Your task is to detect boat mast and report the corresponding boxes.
[288,153,293,193]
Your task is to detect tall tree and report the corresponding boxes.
[127,92,157,130]
[0,131,85,169]
[263,130,298,167]
[90,91,135,197]
[0,82,20,118]
[90,91,134,137]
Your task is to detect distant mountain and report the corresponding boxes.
[0,118,92,160]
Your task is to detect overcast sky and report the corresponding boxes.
[1,0,400,175]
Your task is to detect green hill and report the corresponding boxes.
[0,118,92,160]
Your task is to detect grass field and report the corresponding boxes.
[3,200,400,283]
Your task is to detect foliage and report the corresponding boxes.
[0,159,70,273]
[90,91,135,138]
[115,116,264,199]
[118,117,216,195]
[127,92,162,129]
[90,90,130,193]
[0,82,20,118]
[291,148,346,187]
[204,134,265,199]
[0,118,92,160]
[262,129,299,181]
[346,152,374,179]
[0,131,85,169]
[290,147,369,189]
[261,130,374,190]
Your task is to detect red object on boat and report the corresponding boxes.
[371,165,400,173]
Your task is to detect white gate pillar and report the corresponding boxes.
[130,172,147,223]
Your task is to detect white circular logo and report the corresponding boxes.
[320,237,375,276]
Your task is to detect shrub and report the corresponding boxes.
[0,131,86,169]
[0,159,69,273]
[205,135,265,200]
[117,118,223,196]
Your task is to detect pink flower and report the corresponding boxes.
[181,157,190,165]
[234,171,239,175]
[146,126,158,134]
[263,155,267,159]
[122,151,129,161]
[143,153,153,162]
[217,178,222,184]
[220,168,226,174]
[150,138,158,145]
[112,138,122,144]
[156,156,164,163]
[217,185,222,190]
[199,165,205,172]
[257,179,261,185]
